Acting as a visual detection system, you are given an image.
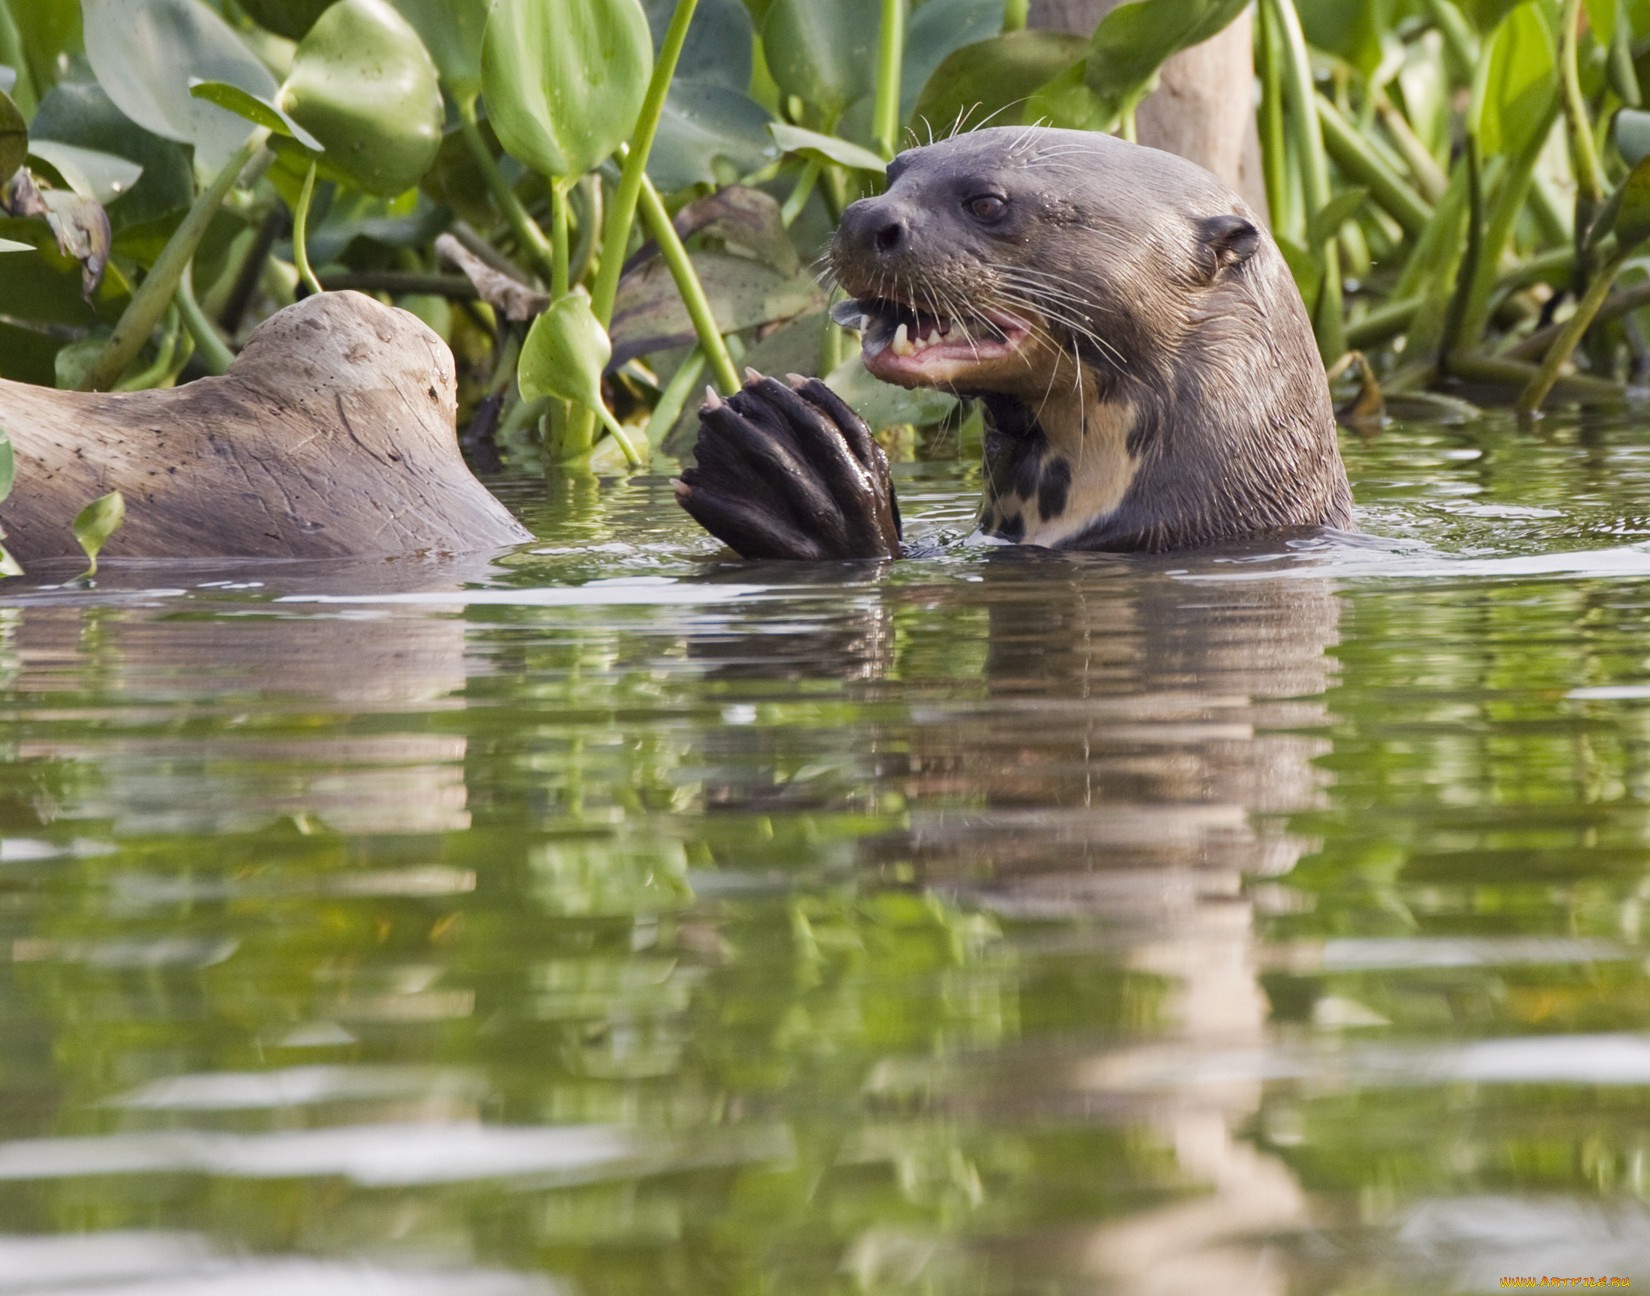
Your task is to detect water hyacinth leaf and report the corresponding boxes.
[609,251,823,367]
[520,294,643,464]
[1308,186,1369,247]
[901,0,1006,121]
[28,80,194,232]
[0,421,13,502]
[189,79,323,151]
[481,0,652,180]
[1461,0,1527,30]
[1612,154,1650,249]
[1084,0,1249,119]
[673,186,799,275]
[277,0,442,196]
[392,0,490,105]
[236,0,338,40]
[642,0,752,91]
[762,0,880,122]
[27,140,143,204]
[651,82,776,191]
[0,88,22,187]
[1469,0,1556,159]
[82,0,278,171]
[72,489,124,578]
[0,168,110,294]
[520,294,613,407]
[1616,107,1650,166]
[909,31,1086,137]
[769,122,886,173]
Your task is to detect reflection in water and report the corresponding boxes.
[5,419,1650,1292]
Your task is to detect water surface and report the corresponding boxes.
[3,413,1650,1294]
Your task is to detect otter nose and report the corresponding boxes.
[840,198,908,258]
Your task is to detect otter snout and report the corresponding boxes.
[836,196,915,264]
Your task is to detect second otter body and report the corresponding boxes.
[676,127,1352,559]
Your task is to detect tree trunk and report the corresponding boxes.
[0,292,531,566]
[1028,0,1269,223]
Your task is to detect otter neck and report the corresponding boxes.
[976,369,1138,548]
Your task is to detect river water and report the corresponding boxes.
[2,413,1649,1294]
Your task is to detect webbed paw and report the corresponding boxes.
[675,370,902,561]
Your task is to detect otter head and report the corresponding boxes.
[827,126,1351,551]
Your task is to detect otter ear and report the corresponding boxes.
[1194,214,1259,281]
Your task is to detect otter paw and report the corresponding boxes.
[674,370,902,561]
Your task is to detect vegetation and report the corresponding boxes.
[6,0,1650,504]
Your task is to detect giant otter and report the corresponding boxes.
[674,126,1354,559]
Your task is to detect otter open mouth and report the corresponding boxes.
[830,296,1031,387]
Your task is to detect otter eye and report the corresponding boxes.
[965,194,1007,223]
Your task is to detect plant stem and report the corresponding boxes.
[644,346,707,448]
[1256,0,1292,240]
[1316,95,1432,237]
[1001,0,1027,31]
[456,101,558,287]
[1518,247,1630,411]
[78,129,267,392]
[781,157,821,226]
[0,0,35,115]
[1264,0,1343,361]
[319,272,477,297]
[873,0,905,160]
[1421,0,1477,84]
[292,159,322,297]
[1440,134,1483,368]
[636,174,740,395]
[176,259,234,376]
[550,177,570,298]
[590,0,700,327]
[1559,0,1606,209]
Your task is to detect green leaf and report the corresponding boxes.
[1084,0,1250,121]
[1275,233,1324,310]
[908,31,1086,136]
[278,0,443,196]
[0,544,20,578]
[1613,153,1650,249]
[652,83,776,191]
[901,0,1006,122]
[390,0,490,105]
[0,87,22,188]
[26,140,143,204]
[82,0,277,171]
[0,420,14,503]
[1308,187,1369,248]
[72,488,124,579]
[237,0,338,41]
[768,122,885,172]
[480,0,652,180]
[1585,0,1616,46]
[1461,0,1528,30]
[189,79,323,152]
[1616,106,1650,165]
[29,79,194,232]
[762,0,880,122]
[1298,0,1392,79]
[1469,1,1557,160]
[520,294,642,465]
[642,0,752,91]
[609,251,823,368]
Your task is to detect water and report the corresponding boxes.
[3,412,1650,1294]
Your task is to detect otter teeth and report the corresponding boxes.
[892,322,914,357]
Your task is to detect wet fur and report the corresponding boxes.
[679,127,1353,558]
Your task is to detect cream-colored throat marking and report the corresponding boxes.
[993,369,1140,548]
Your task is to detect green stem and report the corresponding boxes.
[1560,0,1605,209]
[644,346,707,448]
[1316,95,1432,238]
[590,0,700,327]
[1001,0,1027,31]
[636,174,740,394]
[1256,0,1292,239]
[115,303,188,391]
[1345,295,1423,350]
[591,400,643,467]
[781,157,822,227]
[550,177,570,299]
[569,175,601,286]
[1439,134,1483,369]
[1421,0,1478,85]
[78,129,267,392]
[176,259,234,376]
[456,100,558,286]
[1264,0,1343,361]
[1518,247,1630,412]
[0,0,35,115]
[292,159,322,298]
[873,0,905,160]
